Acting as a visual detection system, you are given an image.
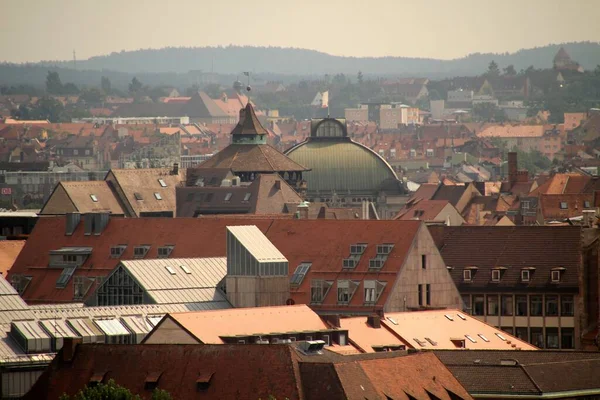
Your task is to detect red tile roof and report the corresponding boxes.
[394,199,451,221]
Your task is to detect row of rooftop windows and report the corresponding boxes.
[110,245,174,259]
[462,294,574,317]
[462,268,564,283]
[522,200,592,210]
[185,191,252,203]
[309,279,387,305]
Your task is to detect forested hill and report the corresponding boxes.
[39,42,600,75]
[1,42,599,88]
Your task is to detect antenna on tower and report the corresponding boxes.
[243,72,251,104]
[73,50,76,70]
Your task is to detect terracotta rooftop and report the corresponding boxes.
[40,181,125,215]
[230,102,268,136]
[478,125,545,138]
[394,199,452,221]
[0,240,24,277]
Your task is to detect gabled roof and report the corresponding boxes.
[113,257,229,306]
[196,143,309,173]
[0,240,25,277]
[394,200,453,221]
[40,181,125,216]
[435,349,600,396]
[429,225,581,291]
[150,305,327,344]
[230,102,268,136]
[106,168,184,217]
[538,193,593,220]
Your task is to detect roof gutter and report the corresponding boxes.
[472,389,600,399]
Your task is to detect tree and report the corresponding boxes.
[184,84,201,97]
[503,65,516,76]
[79,88,106,105]
[101,76,112,95]
[128,77,143,95]
[357,71,364,85]
[29,96,67,122]
[59,379,172,400]
[46,71,63,94]
[486,60,500,77]
[62,82,80,95]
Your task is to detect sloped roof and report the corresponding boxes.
[197,143,309,173]
[529,173,591,195]
[478,125,545,138]
[116,257,228,305]
[394,200,452,221]
[107,168,184,217]
[538,193,593,220]
[430,225,581,291]
[230,102,268,136]
[40,181,125,215]
[113,92,228,119]
[554,46,571,62]
[435,350,600,396]
[0,240,25,277]
[157,304,327,344]
[227,226,286,262]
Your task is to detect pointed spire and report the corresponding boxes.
[230,102,268,136]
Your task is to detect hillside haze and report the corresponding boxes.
[44,42,600,75]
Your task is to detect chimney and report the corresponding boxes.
[321,314,341,328]
[367,315,381,329]
[508,152,517,186]
[65,212,81,236]
[61,337,82,363]
[171,163,179,175]
[274,180,281,191]
[297,201,309,219]
[583,210,595,228]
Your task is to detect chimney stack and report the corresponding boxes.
[508,152,518,187]
[61,337,82,363]
[367,315,381,329]
[171,163,179,176]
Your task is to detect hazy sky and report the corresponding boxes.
[2,0,599,63]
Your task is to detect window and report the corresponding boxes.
[350,244,367,255]
[521,270,530,282]
[561,295,574,316]
[559,202,568,209]
[110,246,126,258]
[473,295,484,315]
[426,284,431,306]
[243,193,251,202]
[516,295,528,316]
[376,244,394,255]
[134,192,143,201]
[158,179,167,187]
[74,149,79,155]
[310,280,332,303]
[478,334,490,342]
[133,246,150,259]
[530,327,544,348]
[418,284,423,306]
[487,295,499,316]
[522,201,530,210]
[546,328,559,349]
[530,295,543,316]
[501,295,513,316]
[90,194,98,202]
[461,295,471,314]
[364,280,385,304]
[421,254,426,269]
[224,193,232,201]
[515,327,528,342]
[465,335,477,343]
[154,192,162,200]
[551,270,561,283]
[290,263,311,286]
[463,270,472,282]
[337,280,359,304]
[561,328,574,349]
[584,201,591,208]
[545,295,559,316]
[491,269,501,282]
[157,246,174,258]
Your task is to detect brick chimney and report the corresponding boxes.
[367,315,381,329]
[61,337,82,363]
[508,152,518,187]
[171,163,179,175]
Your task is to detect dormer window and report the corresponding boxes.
[157,245,174,258]
[364,280,386,304]
[310,280,332,304]
[110,245,126,259]
[463,270,472,282]
[344,244,366,269]
[551,269,562,283]
[521,270,530,282]
[491,269,501,282]
[337,280,359,304]
[290,262,311,286]
[369,244,394,270]
[133,246,150,259]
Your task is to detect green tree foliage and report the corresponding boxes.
[59,379,172,400]
[486,61,500,77]
[101,76,112,95]
[62,82,80,95]
[357,71,364,85]
[11,96,66,122]
[185,84,201,97]
[128,77,143,95]
[46,71,63,94]
[503,65,517,76]
[79,88,106,105]
[472,103,507,122]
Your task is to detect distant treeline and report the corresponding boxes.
[1,42,599,88]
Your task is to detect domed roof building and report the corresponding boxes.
[285,118,405,216]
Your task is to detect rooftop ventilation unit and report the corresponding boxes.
[297,340,326,355]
